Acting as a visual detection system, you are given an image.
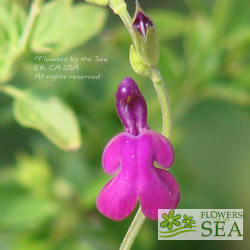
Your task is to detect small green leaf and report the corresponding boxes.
[129,44,150,76]
[10,87,81,151]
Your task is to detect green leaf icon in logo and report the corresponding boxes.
[182,214,196,228]
[160,210,181,230]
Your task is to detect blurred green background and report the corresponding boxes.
[0,0,249,249]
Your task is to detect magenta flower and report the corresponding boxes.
[96,77,180,221]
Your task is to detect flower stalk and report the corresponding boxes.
[106,1,174,249]
[150,65,172,138]
[18,0,44,51]
[108,0,133,35]
[120,206,145,250]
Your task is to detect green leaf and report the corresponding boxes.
[16,153,51,195]
[12,1,28,35]
[225,26,250,51]
[203,83,250,106]
[0,170,57,231]
[32,1,107,55]
[184,16,213,59]
[6,86,81,151]
[183,16,221,85]
[149,10,186,40]
[0,6,19,46]
[217,0,250,33]
[184,0,209,14]
[0,2,27,83]
[212,0,234,39]
[55,3,107,55]
[32,0,70,51]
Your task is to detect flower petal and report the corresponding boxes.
[139,168,180,220]
[168,210,174,219]
[173,220,181,227]
[167,222,173,230]
[173,214,181,220]
[150,131,174,168]
[102,133,127,175]
[162,213,169,221]
[160,221,169,228]
[96,173,137,221]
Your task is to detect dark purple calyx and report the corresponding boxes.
[132,3,154,38]
[116,77,149,136]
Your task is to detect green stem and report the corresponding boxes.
[0,0,44,84]
[149,66,172,138]
[108,0,133,35]
[18,0,44,51]
[0,85,24,99]
[119,206,145,250]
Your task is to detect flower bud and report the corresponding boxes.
[85,0,108,7]
[129,44,150,77]
[132,2,159,66]
[116,77,149,136]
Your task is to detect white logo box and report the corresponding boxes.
[158,209,243,240]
